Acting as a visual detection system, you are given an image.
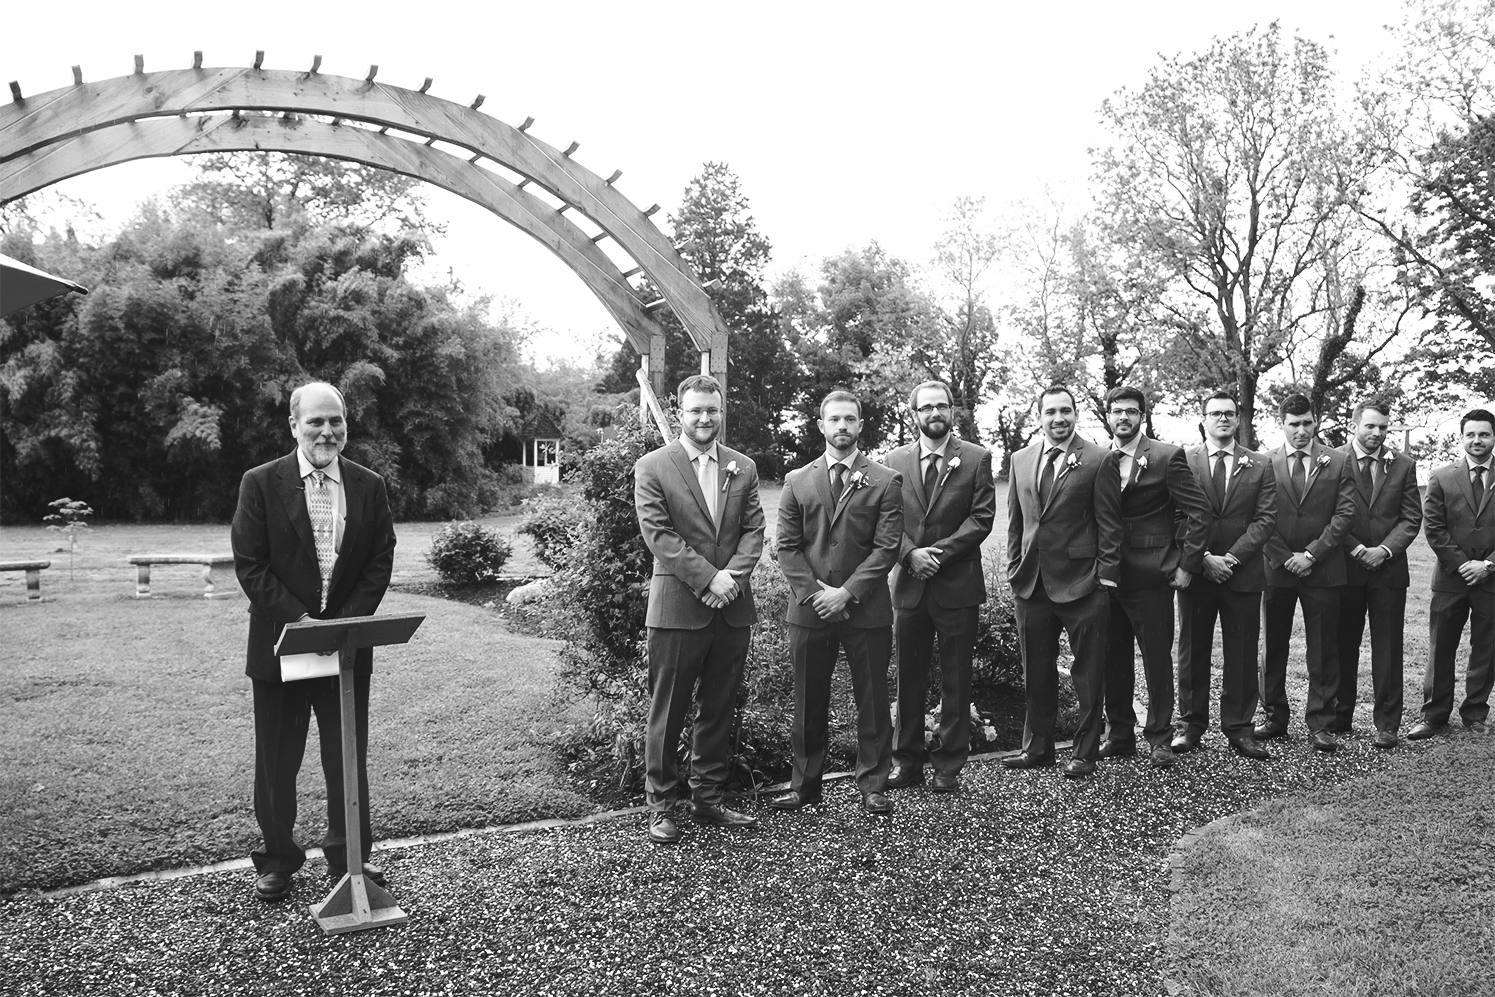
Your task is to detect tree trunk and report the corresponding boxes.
[1237,370,1259,450]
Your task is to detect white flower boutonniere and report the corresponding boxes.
[1315,453,1332,469]
[848,469,869,491]
[938,455,961,488]
[1233,455,1253,477]
[1135,454,1149,472]
[720,460,740,493]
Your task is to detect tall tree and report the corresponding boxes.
[931,197,1003,441]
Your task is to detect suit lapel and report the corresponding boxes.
[1042,437,1082,515]
[927,438,960,510]
[274,455,319,561]
[1299,443,1327,504]
[830,454,869,527]
[809,456,836,526]
[1273,447,1300,507]
[1343,445,1372,506]
[329,461,365,594]
[1124,438,1149,491]
[1369,451,1390,507]
[1457,460,1490,517]
[669,441,715,526]
[897,445,928,513]
[1189,446,1221,512]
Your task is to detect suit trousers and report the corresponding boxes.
[788,621,893,796]
[1335,583,1406,733]
[1261,585,1341,731]
[893,597,978,776]
[1103,584,1177,747]
[1176,582,1260,739]
[645,614,751,810]
[1422,587,1495,727]
[251,672,371,875]
[1013,586,1108,761]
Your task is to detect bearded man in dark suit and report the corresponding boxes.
[882,380,996,793]
[633,374,765,845]
[231,382,396,902]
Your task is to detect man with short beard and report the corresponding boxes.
[882,380,996,793]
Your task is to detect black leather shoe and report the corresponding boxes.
[929,773,960,793]
[648,811,680,844]
[690,802,758,828]
[1097,738,1136,759]
[1002,750,1056,770]
[1150,743,1177,769]
[1228,736,1270,760]
[327,861,386,886]
[1253,720,1289,740]
[768,790,821,811]
[1373,730,1397,749]
[886,765,925,789]
[255,871,293,901]
[1170,731,1202,754]
[1310,730,1338,752]
[861,792,894,815]
[1062,757,1096,778]
[1405,720,1442,740]
[1467,720,1490,734]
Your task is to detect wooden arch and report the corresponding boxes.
[0,57,731,404]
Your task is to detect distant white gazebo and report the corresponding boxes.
[522,412,564,485]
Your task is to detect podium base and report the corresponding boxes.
[309,872,408,935]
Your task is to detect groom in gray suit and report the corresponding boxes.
[634,374,765,845]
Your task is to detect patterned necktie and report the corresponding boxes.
[1038,447,1059,506]
[697,453,717,526]
[1212,450,1228,500]
[1476,466,1487,508]
[923,453,939,502]
[308,469,336,611]
[1292,451,1307,497]
[831,462,846,503]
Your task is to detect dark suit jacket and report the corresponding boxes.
[634,440,765,629]
[882,437,996,610]
[1115,437,1210,589]
[1425,459,1495,595]
[231,452,397,681]
[1006,434,1122,603]
[1184,443,1277,593]
[1263,442,1357,587]
[1337,445,1423,589]
[777,452,903,629]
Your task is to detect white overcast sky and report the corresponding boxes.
[4,0,1410,369]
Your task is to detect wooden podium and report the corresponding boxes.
[274,612,425,935]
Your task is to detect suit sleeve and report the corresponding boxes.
[1423,473,1465,573]
[725,463,766,577]
[931,449,996,564]
[341,472,395,618]
[887,454,918,561]
[1233,462,1279,562]
[1306,460,1357,560]
[1166,447,1211,574]
[842,472,905,603]
[1006,463,1024,581]
[231,469,313,624]
[1380,462,1424,556]
[634,455,719,597]
[1094,450,1123,583]
[776,475,821,605]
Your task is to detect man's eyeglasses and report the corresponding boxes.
[916,403,953,415]
[683,408,721,418]
[1108,407,1142,418]
[1204,410,1238,421]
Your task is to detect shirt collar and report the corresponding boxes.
[919,436,950,460]
[297,449,342,483]
[679,436,718,463]
[1351,440,1383,462]
[1043,435,1074,457]
[1207,440,1236,458]
[1113,435,1142,457]
[1470,455,1493,471]
[825,449,860,469]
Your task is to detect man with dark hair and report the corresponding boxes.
[1174,390,1277,759]
[1003,385,1123,778]
[1334,399,1422,748]
[633,373,765,844]
[1257,393,1357,752]
[231,381,397,902]
[1407,408,1495,739]
[773,389,904,814]
[1098,386,1211,768]
[882,380,996,792]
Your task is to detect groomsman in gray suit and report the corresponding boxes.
[1334,399,1422,747]
[634,374,766,845]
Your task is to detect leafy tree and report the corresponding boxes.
[931,196,1004,441]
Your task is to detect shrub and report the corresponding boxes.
[424,521,513,585]
[516,489,589,571]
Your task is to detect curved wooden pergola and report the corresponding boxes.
[0,55,729,405]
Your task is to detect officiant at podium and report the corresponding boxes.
[231,381,397,902]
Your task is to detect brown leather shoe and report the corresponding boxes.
[647,811,680,844]
[886,764,925,789]
[1097,738,1137,759]
[929,773,960,793]
[255,871,293,901]
[1228,736,1270,760]
[1253,720,1289,740]
[1002,750,1056,770]
[1405,720,1441,740]
[689,802,757,828]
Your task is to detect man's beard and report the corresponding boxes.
[920,417,950,440]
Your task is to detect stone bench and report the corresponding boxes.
[127,554,237,599]
[0,560,51,602]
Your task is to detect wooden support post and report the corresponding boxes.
[253,51,264,70]
[311,55,322,73]
[8,83,19,103]
[418,78,432,93]
[133,55,144,75]
[562,141,579,157]
[135,563,152,599]
[518,116,534,132]
[470,94,484,110]
[605,169,622,185]
[72,66,83,85]
[193,51,203,70]
[649,329,666,401]
[365,65,378,82]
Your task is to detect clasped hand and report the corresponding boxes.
[908,547,942,580]
[1284,552,1314,577]
[811,580,852,622]
[1457,560,1493,586]
[701,569,741,610]
[1202,553,1233,584]
[1353,545,1391,571]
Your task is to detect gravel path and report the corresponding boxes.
[0,727,1423,997]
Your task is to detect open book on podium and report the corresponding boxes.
[273,612,425,934]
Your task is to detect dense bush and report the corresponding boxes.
[516,488,589,571]
[424,521,513,585]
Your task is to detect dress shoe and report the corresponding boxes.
[254,871,293,902]
[768,790,821,811]
[647,811,680,844]
[327,861,386,886]
[690,802,758,828]
[1253,720,1289,740]
[1467,721,1490,735]
[1097,738,1137,759]
[1310,730,1338,752]
[1228,736,1270,760]
[1002,750,1056,770]
[886,765,925,789]
[1150,743,1176,769]
[861,792,894,815]
[1170,731,1202,754]
[1373,730,1398,749]
[1062,757,1096,778]
[929,773,960,793]
[1405,719,1442,740]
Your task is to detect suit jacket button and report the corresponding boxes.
[831,540,839,547]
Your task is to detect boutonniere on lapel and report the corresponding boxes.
[1135,454,1149,472]
[1057,451,1080,479]
[720,460,740,492]
[1232,454,1253,478]
[1314,453,1332,471]
[937,455,961,488]
[847,469,870,492]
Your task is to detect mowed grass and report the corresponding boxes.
[1170,734,1495,997]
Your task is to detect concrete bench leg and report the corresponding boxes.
[135,563,152,599]
[203,562,215,599]
[25,569,41,601]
